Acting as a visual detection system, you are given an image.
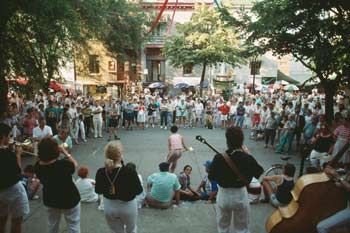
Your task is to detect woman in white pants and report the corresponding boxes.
[35,138,81,233]
[95,141,143,233]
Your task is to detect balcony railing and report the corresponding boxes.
[146,35,165,44]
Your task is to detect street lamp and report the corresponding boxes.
[243,82,246,103]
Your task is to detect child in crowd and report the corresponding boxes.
[21,165,41,200]
[196,160,218,204]
[74,166,103,210]
[126,162,146,209]
[178,165,200,201]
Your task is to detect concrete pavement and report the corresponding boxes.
[21,127,303,233]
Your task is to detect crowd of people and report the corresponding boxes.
[1,86,350,233]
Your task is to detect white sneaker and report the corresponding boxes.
[98,204,104,211]
[152,124,155,128]
[160,126,163,129]
[164,127,167,130]
[32,195,40,200]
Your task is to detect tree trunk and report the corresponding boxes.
[323,81,336,125]
[199,61,207,98]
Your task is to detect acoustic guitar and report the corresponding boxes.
[266,141,350,233]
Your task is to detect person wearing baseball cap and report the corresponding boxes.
[196,160,218,204]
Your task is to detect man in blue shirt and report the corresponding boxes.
[146,162,180,209]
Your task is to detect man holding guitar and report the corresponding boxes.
[207,127,264,233]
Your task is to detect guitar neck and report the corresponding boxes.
[203,141,221,154]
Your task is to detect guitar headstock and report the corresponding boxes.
[195,135,207,144]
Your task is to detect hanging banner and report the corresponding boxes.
[213,0,221,9]
[148,0,169,33]
[166,0,179,34]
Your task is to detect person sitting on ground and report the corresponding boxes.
[75,166,99,203]
[0,123,29,233]
[126,162,146,209]
[261,164,296,207]
[53,127,73,154]
[21,165,40,200]
[146,162,180,209]
[196,160,218,204]
[166,125,190,173]
[178,165,200,201]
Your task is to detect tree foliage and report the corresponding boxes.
[247,0,350,122]
[0,0,147,113]
[163,4,244,97]
[102,0,147,61]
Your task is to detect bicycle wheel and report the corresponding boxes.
[264,164,283,176]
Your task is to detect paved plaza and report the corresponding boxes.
[21,127,303,233]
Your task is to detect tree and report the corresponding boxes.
[0,0,145,114]
[102,0,147,61]
[0,0,107,109]
[163,4,244,97]
[247,0,350,123]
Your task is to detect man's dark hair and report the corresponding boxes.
[284,164,296,177]
[38,138,60,162]
[170,125,178,133]
[225,126,244,150]
[0,123,11,139]
[24,165,35,173]
[126,162,136,171]
[159,162,170,172]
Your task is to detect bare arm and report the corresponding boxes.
[263,175,282,185]
[181,136,188,150]
[15,145,23,168]
[60,146,78,169]
[174,190,180,205]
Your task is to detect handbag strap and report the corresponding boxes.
[222,152,250,186]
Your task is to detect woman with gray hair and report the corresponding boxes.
[95,141,143,233]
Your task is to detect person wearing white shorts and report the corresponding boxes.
[0,123,30,233]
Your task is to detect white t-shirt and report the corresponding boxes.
[92,106,103,120]
[33,125,53,139]
[75,178,98,203]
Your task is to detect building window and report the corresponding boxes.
[108,61,116,72]
[183,63,194,75]
[146,60,165,82]
[89,55,100,74]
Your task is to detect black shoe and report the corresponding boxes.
[114,135,120,140]
[260,198,269,204]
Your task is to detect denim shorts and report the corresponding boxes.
[269,193,284,208]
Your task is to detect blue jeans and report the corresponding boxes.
[317,207,350,233]
[276,132,295,154]
[160,111,168,127]
[235,115,244,127]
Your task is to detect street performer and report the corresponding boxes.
[208,126,264,233]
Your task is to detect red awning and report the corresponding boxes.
[49,82,65,92]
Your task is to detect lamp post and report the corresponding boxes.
[243,82,246,103]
